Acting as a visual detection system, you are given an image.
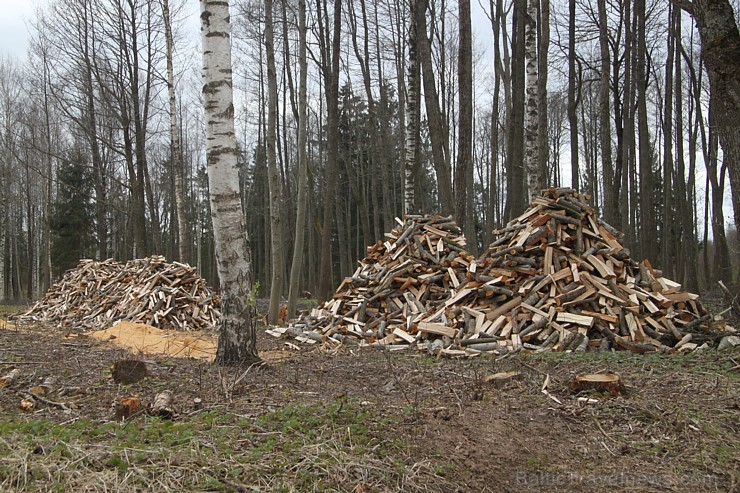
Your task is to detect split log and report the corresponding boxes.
[0,368,21,388]
[151,390,176,419]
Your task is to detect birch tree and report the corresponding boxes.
[404,0,420,215]
[524,0,541,198]
[200,0,259,365]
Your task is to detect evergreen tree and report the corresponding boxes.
[51,152,94,277]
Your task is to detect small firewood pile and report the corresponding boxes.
[280,189,712,355]
[14,256,220,332]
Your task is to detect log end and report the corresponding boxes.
[572,372,625,396]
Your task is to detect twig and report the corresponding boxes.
[19,391,73,413]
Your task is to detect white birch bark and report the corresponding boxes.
[200,0,259,364]
[524,0,541,199]
[404,0,419,215]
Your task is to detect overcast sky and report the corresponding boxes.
[0,0,38,59]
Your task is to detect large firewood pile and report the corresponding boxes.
[15,256,220,332]
[280,189,712,355]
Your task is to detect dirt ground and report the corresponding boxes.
[0,307,738,492]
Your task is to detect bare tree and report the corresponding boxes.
[265,0,284,324]
[162,0,189,263]
[678,0,740,266]
[286,0,308,319]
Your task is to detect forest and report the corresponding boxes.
[0,0,738,310]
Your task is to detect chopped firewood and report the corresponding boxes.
[151,390,176,419]
[482,371,522,388]
[111,360,148,385]
[114,396,143,421]
[0,368,21,388]
[279,189,712,356]
[19,398,35,413]
[30,376,55,397]
[572,372,625,396]
[12,256,220,332]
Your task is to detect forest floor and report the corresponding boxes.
[0,302,738,492]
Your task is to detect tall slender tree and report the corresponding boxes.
[456,0,475,251]
[265,0,284,324]
[161,0,188,263]
[286,0,308,319]
[200,0,259,364]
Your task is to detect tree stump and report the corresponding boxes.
[571,372,625,396]
[114,396,142,420]
[111,360,148,385]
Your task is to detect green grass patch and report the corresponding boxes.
[0,399,411,492]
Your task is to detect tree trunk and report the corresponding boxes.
[505,0,527,219]
[567,0,579,192]
[537,0,550,188]
[417,0,454,215]
[404,0,420,215]
[265,0,284,324]
[675,9,699,291]
[661,4,676,276]
[636,0,655,262]
[162,0,188,264]
[286,0,308,320]
[682,0,740,270]
[456,0,475,252]
[598,0,616,225]
[524,0,541,200]
[200,0,259,365]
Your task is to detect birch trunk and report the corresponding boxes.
[200,0,259,365]
[286,0,308,320]
[265,0,284,324]
[524,0,540,199]
[404,0,420,215]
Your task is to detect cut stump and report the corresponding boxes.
[572,372,625,396]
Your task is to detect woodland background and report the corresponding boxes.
[0,0,738,307]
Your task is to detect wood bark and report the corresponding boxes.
[505,0,527,220]
[200,0,259,364]
[455,0,476,253]
[404,0,420,215]
[524,0,541,199]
